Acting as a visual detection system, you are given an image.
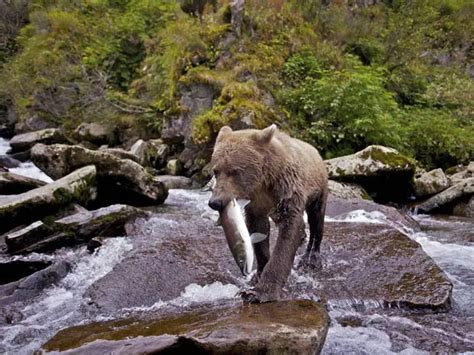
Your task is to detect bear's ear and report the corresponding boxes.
[256,124,278,144]
[216,126,232,143]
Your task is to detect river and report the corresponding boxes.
[0,137,473,354]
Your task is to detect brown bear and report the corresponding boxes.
[208,124,328,302]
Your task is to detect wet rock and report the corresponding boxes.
[0,260,70,305]
[87,237,104,254]
[166,158,183,175]
[0,260,51,285]
[42,300,329,354]
[328,180,371,200]
[84,191,448,314]
[0,172,46,194]
[8,128,68,153]
[130,139,170,168]
[452,195,474,218]
[55,204,147,240]
[414,168,449,198]
[155,175,193,189]
[5,204,146,254]
[4,221,52,253]
[7,150,30,162]
[325,145,416,202]
[0,165,97,234]
[297,222,452,310]
[0,155,21,169]
[31,144,168,207]
[417,178,474,214]
[326,195,419,231]
[73,123,117,146]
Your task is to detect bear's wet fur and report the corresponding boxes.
[209,124,328,303]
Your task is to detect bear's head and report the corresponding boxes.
[208,124,278,211]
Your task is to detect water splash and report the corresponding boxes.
[0,137,10,155]
[0,238,133,354]
[120,281,240,316]
[9,162,54,183]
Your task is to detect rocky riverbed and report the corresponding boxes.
[0,136,473,354]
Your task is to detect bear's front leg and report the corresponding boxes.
[245,207,270,284]
[243,204,304,303]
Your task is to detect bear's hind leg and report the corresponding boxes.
[300,191,327,270]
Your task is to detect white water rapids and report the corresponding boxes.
[0,137,473,354]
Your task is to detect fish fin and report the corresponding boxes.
[236,199,251,209]
[250,233,268,244]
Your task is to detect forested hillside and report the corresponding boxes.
[1,0,472,171]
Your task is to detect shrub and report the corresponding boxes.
[281,60,402,157]
[399,108,473,169]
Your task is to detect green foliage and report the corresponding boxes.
[0,0,472,170]
[281,56,401,157]
[400,108,473,169]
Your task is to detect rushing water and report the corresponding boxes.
[0,138,473,354]
[0,137,53,183]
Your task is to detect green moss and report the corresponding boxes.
[361,147,416,170]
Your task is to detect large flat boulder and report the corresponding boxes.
[8,129,68,153]
[4,204,147,254]
[83,191,450,314]
[0,171,46,194]
[0,165,97,234]
[325,145,416,202]
[31,144,168,207]
[42,300,329,354]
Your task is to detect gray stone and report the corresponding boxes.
[129,139,170,168]
[418,178,474,214]
[9,128,68,153]
[324,145,416,202]
[73,122,117,146]
[325,145,416,179]
[42,300,329,355]
[0,172,46,194]
[448,162,473,185]
[414,168,449,197]
[166,158,183,175]
[161,84,217,144]
[31,144,168,207]
[98,147,140,163]
[0,155,21,169]
[154,175,192,189]
[5,204,146,254]
[328,180,371,200]
[0,165,97,234]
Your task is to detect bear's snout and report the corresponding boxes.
[208,197,224,212]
